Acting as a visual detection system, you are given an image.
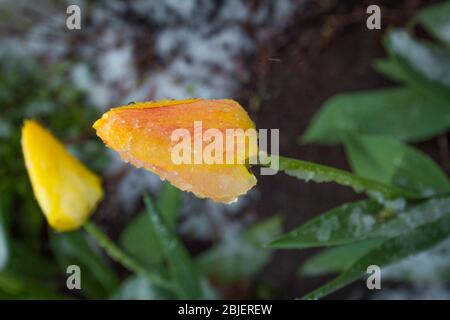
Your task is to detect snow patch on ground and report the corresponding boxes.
[372,236,450,299]
[383,236,450,285]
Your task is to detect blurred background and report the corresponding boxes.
[1,0,449,299]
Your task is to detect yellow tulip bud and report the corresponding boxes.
[21,120,103,232]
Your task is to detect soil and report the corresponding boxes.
[241,0,443,299]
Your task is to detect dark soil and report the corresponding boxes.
[241,0,442,299]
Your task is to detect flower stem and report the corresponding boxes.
[83,222,176,294]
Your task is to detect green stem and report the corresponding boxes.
[83,222,176,294]
[263,155,421,200]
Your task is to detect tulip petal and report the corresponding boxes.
[94,99,257,203]
[21,120,103,231]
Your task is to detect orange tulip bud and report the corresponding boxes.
[93,99,257,203]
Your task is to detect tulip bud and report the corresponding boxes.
[21,120,103,231]
[93,99,257,203]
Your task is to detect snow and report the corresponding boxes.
[374,284,450,300]
[316,216,339,242]
[374,236,450,300]
[438,23,450,45]
[99,46,136,86]
[2,0,299,108]
[383,236,450,285]
[178,189,258,241]
[390,30,450,87]
[368,191,406,212]
[118,168,162,214]
[347,208,376,237]
[385,198,406,212]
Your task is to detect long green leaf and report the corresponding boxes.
[120,213,163,268]
[269,200,382,249]
[156,182,182,229]
[120,182,181,268]
[302,88,450,144]
[144,195,203,299]
[300,239,383,277]
[84,222,174,294]
[303,211,450,299]
[269,196,450,249]
[271,155,418,199]
[345,134,450,195]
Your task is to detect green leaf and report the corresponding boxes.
[120,182,181,268]
[269,196,450,249]
[7,242,59,282]
[373,58,407,82]
[300,239,383,277]
[84,222,174,293]
[156,182,182,230]
[50,230,119,298]
[198,216,282,285]
[417,1,450,48]
[271,155,418,199]
[144,195,203,299]
[120,214,164,268]
[303,210,450,299]
[0,269,66,299]
[302,87,450,144]
[345,134,450,195]
[0,242,64,299]
[385,29,450,103]
[247,215,283,243]
[269,200,383,249]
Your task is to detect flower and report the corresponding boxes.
[93,99,257,203]
[21,120,103,232]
